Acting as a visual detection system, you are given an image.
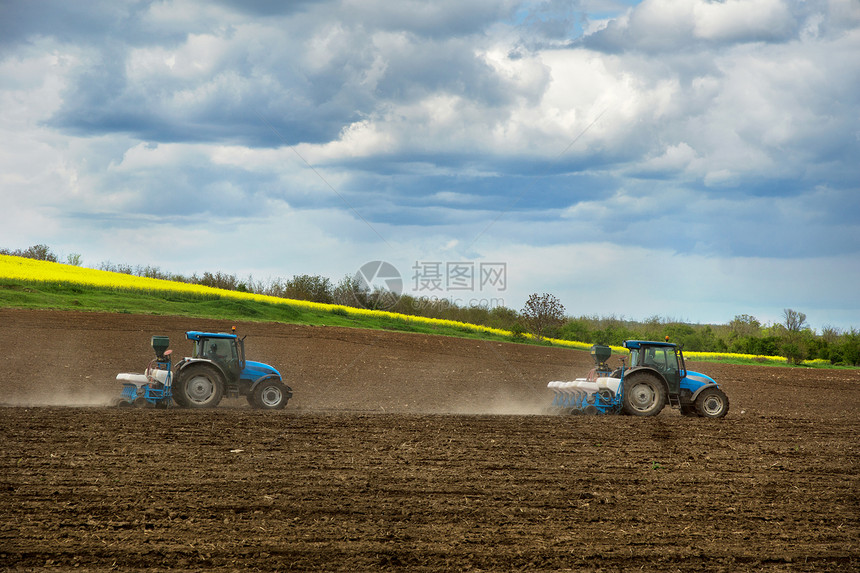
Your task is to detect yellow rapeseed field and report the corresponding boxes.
[2,254,805,364]
[0,254,511,339]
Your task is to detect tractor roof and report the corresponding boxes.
[185,331,237,341]
[623,340,677,350]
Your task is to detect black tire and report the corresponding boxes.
[680,403,698,417]
[172,385,188,408]
[252,379,290,410]
[176,364,224,409]
[172,392,188,408]
[695,386,729,418]
[621,372,667,417]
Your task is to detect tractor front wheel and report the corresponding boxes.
[695,386,729,418]
[176,364,224,409]
[680,402,698,416]
[621,372,666,417]
[252,379,290,410]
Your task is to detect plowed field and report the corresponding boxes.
[1,309,858,571]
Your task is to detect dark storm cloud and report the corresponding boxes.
[344,0,518,38]
[210,0,318,17]
[33,1,520,148]
[0,1,188,51]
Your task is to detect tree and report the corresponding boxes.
[783,309,807,333]
[22,244,58,262]
[283,274,333,304]
[0,244,58,262]
[841,328,860,366]
[333,274,366,307]
[781,308,808,364]
[729,314,761,338]
[487,306,519,332]
[521,293,566,340]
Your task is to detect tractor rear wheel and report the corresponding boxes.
[621,372,666,417]
[176,364,224,409]
[695,386,729,418]
[252,379,290,410]
[172,387,188,408]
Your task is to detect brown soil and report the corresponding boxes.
[1,308,858,571]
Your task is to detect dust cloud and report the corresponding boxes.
[446,392,552,416]
[0,380,118,408]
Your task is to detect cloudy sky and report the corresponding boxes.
[1,0,858,330]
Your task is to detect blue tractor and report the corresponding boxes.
[548,340,729,418]
[117,328,292,410]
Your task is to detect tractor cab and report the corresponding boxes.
[186,331,245,381]
[624,340,685,396]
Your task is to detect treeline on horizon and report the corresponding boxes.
[3,244,859,366]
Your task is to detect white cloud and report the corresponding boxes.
[692,0,795,42]
[585,0,800,51]
[638,142,699,175]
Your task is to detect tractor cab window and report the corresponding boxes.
[207,339,235,361]
[664,349,679,372]
[194,338,238,364]
[642,348,663,369]
[629,349,640,367]
[641,347,679,374]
